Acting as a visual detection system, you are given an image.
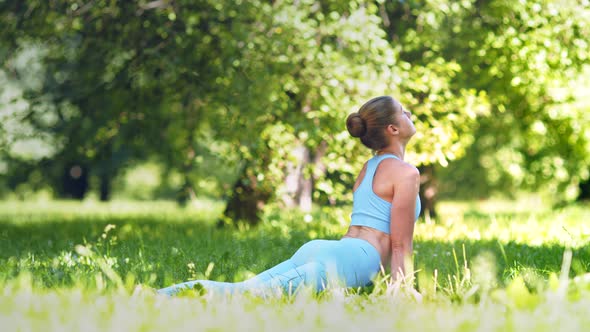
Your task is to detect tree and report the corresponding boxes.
[1,0,242,201]
[216,0,489,223]
[430,0,590,203]
[3,0,587,222]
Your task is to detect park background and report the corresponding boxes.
[1,0,590,331]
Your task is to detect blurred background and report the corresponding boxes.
[1,0,589,224]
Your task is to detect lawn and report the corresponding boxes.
[1,198,589,331]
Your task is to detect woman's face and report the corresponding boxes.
[393,100,416,138]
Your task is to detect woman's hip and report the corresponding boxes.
[291,238,381,272]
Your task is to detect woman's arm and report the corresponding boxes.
[389,166,420,280]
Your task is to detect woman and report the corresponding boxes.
[158,96,421,296]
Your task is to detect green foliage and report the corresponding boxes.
[431,0,590,201]
[210,0,490,206]
[1,0,589,208]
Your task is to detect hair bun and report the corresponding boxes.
[346,112,367,138]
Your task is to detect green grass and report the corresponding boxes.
[1,198,590,331]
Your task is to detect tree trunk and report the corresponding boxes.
[177,146,196,206]
[579,176,590,201]
[299,170,313,212]
[176,96,200,206]
[282,145,307,209]
[99,171,111,201]
[220,163,272,226]
[419,165,438,223]
[309,141,328,204]
[281,145,314,212]
[96,141,114,202]
[281,141,327,212]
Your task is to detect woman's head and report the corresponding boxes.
[346,96,415,150]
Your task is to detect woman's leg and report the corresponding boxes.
[157,279,235,296]
[288,238,381,289]
[158,259,309,296]
[241,260,327,294]
[243,238,378,292]
[157,240,331,296]
[157,238,380,296]
[332,238,381,287]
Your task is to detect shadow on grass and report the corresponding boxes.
[1,216,588,289]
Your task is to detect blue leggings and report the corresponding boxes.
[157,237,381,296]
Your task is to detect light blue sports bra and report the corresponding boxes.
[349,154,421,234]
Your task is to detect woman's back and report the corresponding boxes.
[344,153,420,265]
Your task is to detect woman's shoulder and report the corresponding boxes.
[379,157,420,178]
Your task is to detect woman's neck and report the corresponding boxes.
[376,143,405,160]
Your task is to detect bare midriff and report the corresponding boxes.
[342,225,390,266]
